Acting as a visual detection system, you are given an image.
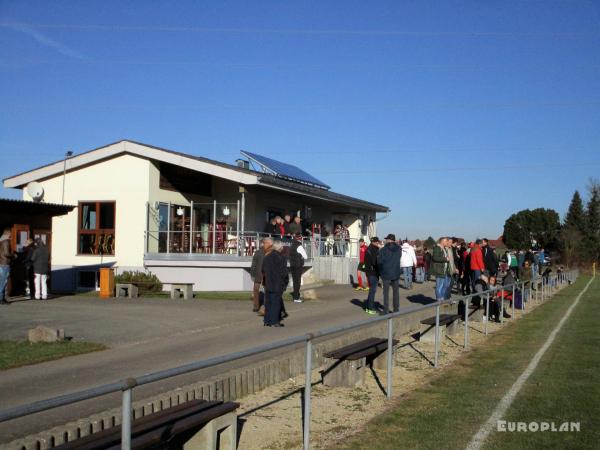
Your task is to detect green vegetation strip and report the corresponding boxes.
[339,276,599,450]
[0,341,107,370]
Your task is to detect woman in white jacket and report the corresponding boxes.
[400,241,418,289]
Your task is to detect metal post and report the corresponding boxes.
[521,282,525,311]
[166,203,171,254]
[463,296,469,349]
[387,317,393,398]
[189,200,194,254]
[434,304,440,368]
[145,202,149,254]
[236,200,241,256]
[303,338,312,450]
[240,190,246,238]
[512,284,515,318]
[485,292,489,336]
[500,290,504,324]
[212,200,217,254]
[541,277,545,301]
[121,388,132,450]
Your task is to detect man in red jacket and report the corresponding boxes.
[355,239,369,291]
[470,239,485,289]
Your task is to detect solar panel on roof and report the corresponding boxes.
[240,150,331,190]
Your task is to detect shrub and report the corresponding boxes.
[114,271,163,293]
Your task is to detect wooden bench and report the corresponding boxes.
[168,282,194,299]
[54,399,239,450]
[419,314,461,342]
[322,337,398,388]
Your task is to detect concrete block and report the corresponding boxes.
[371,349,393,371]
[302,289,318,300]
[116,283,138,298]
[446,318,462,336]
[236,372,243,399]
[223,376,230,401]
[468,307,484,323]
[183,411,237,450]
[322,358,366,388]
[419,322,446,343]
[28,325,65,343]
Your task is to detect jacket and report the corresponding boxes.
[470,245,485,271]
[0,239,12,266]
[288,222,302,236]
[31,244,50,275]
[249,248,265,282]
[364,244,380,277]
[262,250,289,293]
[289,239,305,268]
[430,244,449,278]
[377,242,401,280]
[482,247,498,273]
[400,243,417,268]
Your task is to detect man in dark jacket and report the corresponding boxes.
[289,233,308,303]
[250,237,272,312]
[31,238,49,300]
[481,238,498,276]
[363,237,381,315]
[431,237,451,301]
[377,234,401,314]
[262,240,289,327]
[0,228,12,305]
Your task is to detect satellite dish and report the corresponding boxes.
[26,182,44,202]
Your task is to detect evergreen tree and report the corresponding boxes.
[564,190,586,234]
[585,181,600,260]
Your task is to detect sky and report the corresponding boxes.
[1,0,599,240]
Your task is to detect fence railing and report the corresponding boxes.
[145,229,364,259]
[0,270,578,450]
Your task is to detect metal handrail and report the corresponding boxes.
[0,269,578,450]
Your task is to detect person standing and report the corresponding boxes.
[423,248,432,281]
[23,238,35,299]
[431,237,451,301]
[262,240,288,327]
[288,215,303,236]
[469,239,485,288]
[363,237,380,315]
[445,238,458,299]
[481,238,498,276]
[355,238,369,291]
[31,238,50,300]
[400,240,417,289]
[461,243,472,295]
[377,234,401,314]
[250,237,271,313]
[0,229,12,305]
[289,233,307,303]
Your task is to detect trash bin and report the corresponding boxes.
[99,268,115,298]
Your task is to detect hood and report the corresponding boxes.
[401,243,412,250]
[385,242,400,252]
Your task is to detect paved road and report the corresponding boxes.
[0,281,439,443]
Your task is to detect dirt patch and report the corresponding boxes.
[236,297,547,449]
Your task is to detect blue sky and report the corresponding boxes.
[1,1,599,240]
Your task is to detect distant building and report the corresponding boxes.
[3,140,388,292]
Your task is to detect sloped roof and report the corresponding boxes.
[0,198,74,216]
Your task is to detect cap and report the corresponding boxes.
[385,233,396,241]
[370,236,380,243]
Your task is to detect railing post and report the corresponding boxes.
[166,202,171,254]
[303,337,312,450]
[500,290,504,324]
[463,296,469,349]
[434,304,440,368]
[189,200,194,254]
[541,277,545,301]
[512,284,515,318]
[212,200,217,255]
[485,292,489,336]
[521,281,525,310]
[387,317,393,398]
[121,379,136,450]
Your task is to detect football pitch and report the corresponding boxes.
[340,274,599,450]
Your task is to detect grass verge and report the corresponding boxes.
[0,340,107,370]
[337,276,598,450]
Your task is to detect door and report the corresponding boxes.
[9,224,30,297]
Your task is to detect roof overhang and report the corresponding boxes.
[0,198,75,217]
[3,140,259,188]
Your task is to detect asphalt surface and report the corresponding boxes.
[0,281,439,444]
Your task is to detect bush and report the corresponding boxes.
[114,271,163,293]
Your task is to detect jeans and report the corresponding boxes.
[366,275,379,311]
[435,276,452,300]
[444,275,453,300]
[0,265,9,301]
[382,278,400,313]
[264,290,282,325]
[471,270,481,290]
[402,267,413,289]
[34,273,48,300]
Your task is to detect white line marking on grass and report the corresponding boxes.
[466,276,595,450]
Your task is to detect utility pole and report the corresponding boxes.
[61,151,73,204]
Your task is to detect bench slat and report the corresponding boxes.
[324,338,399,361]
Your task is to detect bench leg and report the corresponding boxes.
[116,287,127,298]
[446,319,461,336]
[322,358,365,388]
[129,285,139,299]
[419,323,446,343]
[184,412,237,450]
[371,349,392,371]
[170,287,179,299]
[183,285,193,299]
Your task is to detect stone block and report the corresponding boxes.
[302,289,318,300]
[468,307,484,323]
[116,283,138,298]
[322,357,366,388]
[419,322,446,343]
[28,326,65,343]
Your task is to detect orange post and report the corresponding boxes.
[99,268,115,298]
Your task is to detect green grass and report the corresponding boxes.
[0,340,107,370]
[338,276,599,450]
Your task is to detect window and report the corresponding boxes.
[78,201,115,255]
